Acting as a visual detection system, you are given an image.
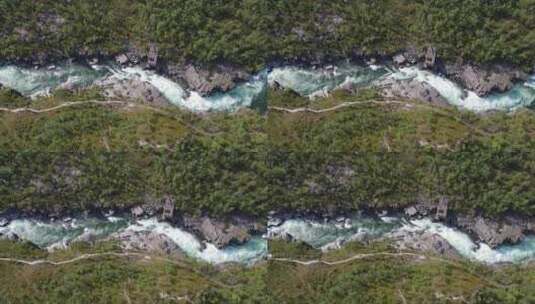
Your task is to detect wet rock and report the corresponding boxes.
[131,206,144,218]
[392,230,460,259]
[423,46,437,69]
[435,197,449,222]
[405,206,419,217]
[97,77,170,106]
[167,64,250,96]
[147,43,159,69]
[115,54,129,65]
[456,215,525,248]
[0,231,19,242]
[0,219,9,227]
[393,54,407,66]
[446,63,528,96]
[160,196,175,221]
[113,230,184,257]
[378,77,449,106]
[183,216,263,249]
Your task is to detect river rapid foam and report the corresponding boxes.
[1,63,533,112]
[1,214,534,265]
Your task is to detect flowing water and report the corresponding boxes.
[2,62,533,112]
[1,215,534,265]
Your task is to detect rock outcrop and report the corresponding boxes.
[378,76,449,106]
[166,64,250,96]
[96,77,170,107]
[392,230,460,259]
[112,230,185,257]
[456,215,526,248]
[183,216,264,248]
[446,63,528,96]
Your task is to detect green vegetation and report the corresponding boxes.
[1,88,534,217]
[0,239,533,303]
[1,0,534,69]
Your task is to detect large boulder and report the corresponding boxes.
[378,77,449,106]
[456,215,525,248]
[392,230,460,259]
[97,77,170,107]
[112,230,184,257]
[446,63,528,96]
[167,64,250,96]
[183,216,264,248]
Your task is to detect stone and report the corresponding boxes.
[405,206,418,217]
[147,43,158,69]
[0,219,9,227]
[435,197,449,221]
[378,77,449,106]
[183,216,258,248]
[0,231,19,242]
[169,64,250,96]
[115,54,129,65]
[392,231,460,259]
[423,46,437,69]
[96,77,170,107]
[393,54,407,66]
[131,206,144,218]
[446,63,528,96]
[457,215,525,248]
[113,230,184,257]
[161,196,175,221]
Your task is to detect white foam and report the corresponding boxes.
[127,218,267,264]
[268,64,389,98]
[108,67,267,112]
[0,64,108,97]
[405,219,535,264]
[388,67,535,112]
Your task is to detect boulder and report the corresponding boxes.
[446,64,528,96]
[423,46,437,69]
[147,43,159,69]
[391,230,460,259]
[97,77,170,107]
[0,230,19,242]
[378,76,449,106]
[167,64,250,96]
[456,215,524,248]
[435,197,449,222]
[161,196,175,221]
[131,206,144,218]
[405,206,418,217]
[0,218,9,227]
[113,230,184,257]
[393,54,407,66]
[115,54,129,65]
[183,216,263,248]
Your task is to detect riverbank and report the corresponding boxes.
[0,236,534,303]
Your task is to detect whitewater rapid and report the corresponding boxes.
[1,63,534,112]
[1,215,534,265]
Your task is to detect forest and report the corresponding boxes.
[1,0,534,69]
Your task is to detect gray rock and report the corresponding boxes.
[0,231,19,242]
[405,206,418,217]
[446,64,528,96]
[131,206,144,218]
[393,54,407,66]
[435,197,449,222]
[115,54,129,65]
[168,64,250,96]
[113,230,184,257]
[457,215,524,248]
[97,77,170,106]
[183,216,262,248]
[0,219,9,227]
[147,43,158,69]
[378,77,449,106]
[423,46,437,69]
[392,231,460,259]
[161,196,175,221]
